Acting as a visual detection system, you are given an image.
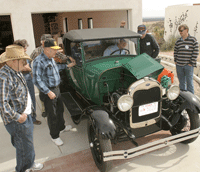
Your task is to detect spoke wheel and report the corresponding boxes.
[170,109,200,144]
[87,120,113,172]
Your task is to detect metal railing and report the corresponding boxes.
[158,54,200,84]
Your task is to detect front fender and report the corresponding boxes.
[179,91,200,113]
[91,110,116,139]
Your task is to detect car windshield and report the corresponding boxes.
[70,38,139,62]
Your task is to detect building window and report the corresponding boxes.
[88,18,93,29]
[78,19,83,29]
[64,18,68,32]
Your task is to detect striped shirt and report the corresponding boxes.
[32,52,63,94]
[0,65,29,125]
[174,34,199,67]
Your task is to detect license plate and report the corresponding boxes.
[139,102,158,116]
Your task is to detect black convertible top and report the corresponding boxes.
[63,28,141,42]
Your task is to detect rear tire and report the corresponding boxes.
[170,109,200,144]
[87,119,113,172]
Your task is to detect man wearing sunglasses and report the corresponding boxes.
[174,24,199,94]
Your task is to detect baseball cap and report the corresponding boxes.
[44,38,61,50]
[41,34,52,41]
[137,25,147,35]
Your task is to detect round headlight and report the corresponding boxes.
[117,95,134,112]
[167,85,180,100]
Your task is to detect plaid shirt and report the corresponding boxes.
[32,52,62,94]
[0,65,29,125]
[30,45,69,61]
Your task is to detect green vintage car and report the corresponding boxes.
[61,28,200,172]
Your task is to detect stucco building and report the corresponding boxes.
[164,3,200,42]
[0,0,142,55]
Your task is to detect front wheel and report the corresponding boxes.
[87,120,113,172]
[170,109,200,144]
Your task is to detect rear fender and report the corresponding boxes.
[91,110,116,139]
[179,91,200,113]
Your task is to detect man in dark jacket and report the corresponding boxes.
[137,24,159,58]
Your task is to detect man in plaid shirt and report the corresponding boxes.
[30,34,75,117]
[32,38,75,146]
[0,45,43,171]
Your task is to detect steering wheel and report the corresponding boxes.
[110,48,130,55]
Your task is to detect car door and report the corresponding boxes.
[68,42,90,99]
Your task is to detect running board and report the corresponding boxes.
[103,128,200,162]
[61,92,82,117]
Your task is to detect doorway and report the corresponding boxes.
[0,15,14,54]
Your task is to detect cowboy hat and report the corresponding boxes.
[0,44,32,63]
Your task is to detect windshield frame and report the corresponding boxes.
[77,38,141,63]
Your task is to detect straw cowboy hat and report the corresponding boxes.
[0,44,32,63]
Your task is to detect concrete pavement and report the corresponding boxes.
[1,91,200,172]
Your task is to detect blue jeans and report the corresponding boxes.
[5,115,35,172]
[176,64,194,94]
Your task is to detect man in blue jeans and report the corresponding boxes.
[0,45,43,171]
[174,24,199,94]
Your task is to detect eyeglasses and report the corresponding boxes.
[179,29,185,32]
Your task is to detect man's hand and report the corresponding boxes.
[47,91,56,99]
[69,56,76,64]
[67,62,76,68]
[18,113,27,123]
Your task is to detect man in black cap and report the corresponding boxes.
[30,34,75,118]
[32,38,75,146]
[137,24,159,58]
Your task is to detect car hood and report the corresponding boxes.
[84,53,164,80]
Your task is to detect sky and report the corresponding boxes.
[142,0,200,18]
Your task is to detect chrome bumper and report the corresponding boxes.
[103,128,200,162]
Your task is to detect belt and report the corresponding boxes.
[49,85,59,89]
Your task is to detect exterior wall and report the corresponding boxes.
[56,10,128,30]
[0,0,142,55]
[32,11,128,47]
[32,14,45,47]
[164,4,200,42]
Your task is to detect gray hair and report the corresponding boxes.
[41,34,52,41]
[13,39,29,48]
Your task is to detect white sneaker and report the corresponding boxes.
[60,125,72,134]
[51,137,64,146]
[25,162,44,171]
